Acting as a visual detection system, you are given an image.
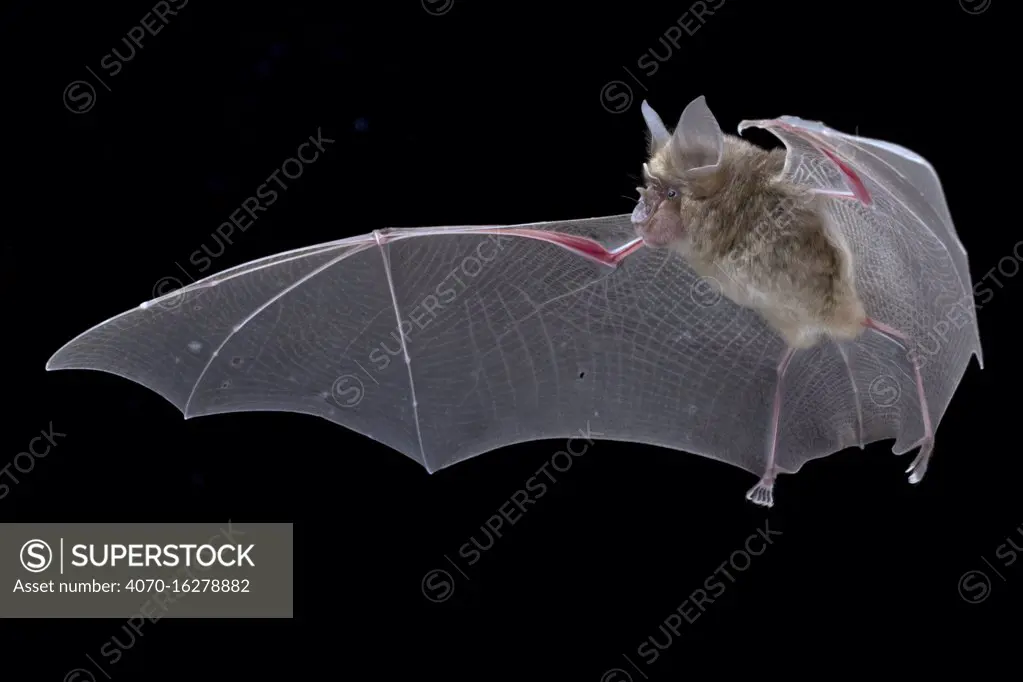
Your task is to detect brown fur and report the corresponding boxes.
[635,133,866,349]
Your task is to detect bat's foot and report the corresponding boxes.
[745,476,775,508]
[906,437,934,485]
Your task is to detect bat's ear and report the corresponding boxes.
[670,95,724,177]
[641,100,671,153]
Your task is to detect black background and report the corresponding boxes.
[3,0,1018,679]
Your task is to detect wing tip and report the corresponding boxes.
[42,361,189,419]
[45,345,73,372]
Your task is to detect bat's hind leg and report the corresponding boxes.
[863,317,934,484]
[746,346,797,508]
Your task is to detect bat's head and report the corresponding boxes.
[632,96,727,251]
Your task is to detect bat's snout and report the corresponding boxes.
[631,195,654,225]
[631,197,675,248]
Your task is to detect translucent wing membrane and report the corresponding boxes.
[52,215,782,474]
[48,116,981,498]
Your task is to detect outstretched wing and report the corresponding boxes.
[48,211,789,476]
[737,115,982,471]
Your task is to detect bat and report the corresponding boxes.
[46,95,983,507]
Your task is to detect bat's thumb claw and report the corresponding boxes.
[745,478,775,508]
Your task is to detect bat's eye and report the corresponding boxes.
[667,189,678,199]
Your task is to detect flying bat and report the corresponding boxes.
[46,95,983,507]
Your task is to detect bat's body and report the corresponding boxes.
[639,131,866,351]
[46,96,982,509]
[634,99,884,504]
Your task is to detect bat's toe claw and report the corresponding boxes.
[745,478,775,508]
[906,438,934,485]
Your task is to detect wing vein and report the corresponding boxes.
[836,342,864,448]
[804,131,970,305]
[374,231,427,469]
[182,247,364,417]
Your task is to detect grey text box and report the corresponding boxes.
[0,522,292,618]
